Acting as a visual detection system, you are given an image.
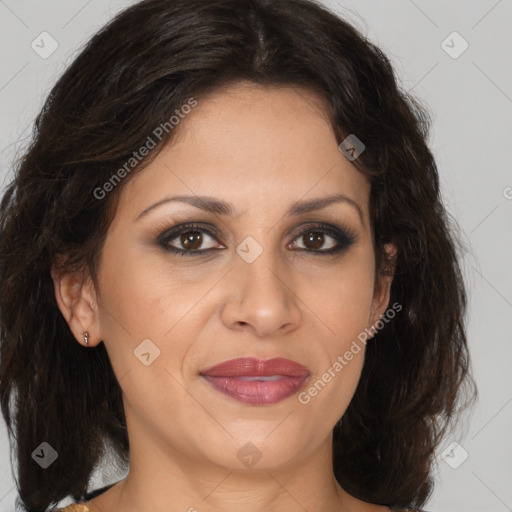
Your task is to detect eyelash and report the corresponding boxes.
[156,222,356,257]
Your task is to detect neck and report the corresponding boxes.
[113,436,347,512]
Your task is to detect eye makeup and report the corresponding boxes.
[151,218,357,258]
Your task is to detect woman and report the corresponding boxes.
[0,0,476,511]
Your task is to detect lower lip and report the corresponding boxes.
[201,375,309,405]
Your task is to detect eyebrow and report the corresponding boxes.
[135,193,364,225]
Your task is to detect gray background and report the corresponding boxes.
[0,1,511,511]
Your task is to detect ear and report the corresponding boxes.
[50,264,102,347]
[368,242,397,334]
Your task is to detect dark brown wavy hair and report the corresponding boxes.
[0,0,476,510]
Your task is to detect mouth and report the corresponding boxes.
[199,357,310,405]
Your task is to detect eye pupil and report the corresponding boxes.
[181,231,202,250]
[304,231,324,250]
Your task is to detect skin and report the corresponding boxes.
[52,81,396,512]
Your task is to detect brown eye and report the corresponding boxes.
[289,223,356,254]
[298,231,333,251]
[158,223,224,256]
[179,231,204,251]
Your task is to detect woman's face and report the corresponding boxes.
[58,81,394,476]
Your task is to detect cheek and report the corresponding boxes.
[94,242,171,381]
[304,253,376,336]
[95,242,216,381]
[296,272,372,424]
[295,349,365,438]
[97,242,185,334]
[95,247,200,429]
[296,256,374,410]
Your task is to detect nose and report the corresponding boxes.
[220,249,302,338]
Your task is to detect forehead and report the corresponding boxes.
[116,81,370,223]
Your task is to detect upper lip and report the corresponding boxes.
[200,357,310,378]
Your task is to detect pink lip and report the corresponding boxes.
[200,357,310,405]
